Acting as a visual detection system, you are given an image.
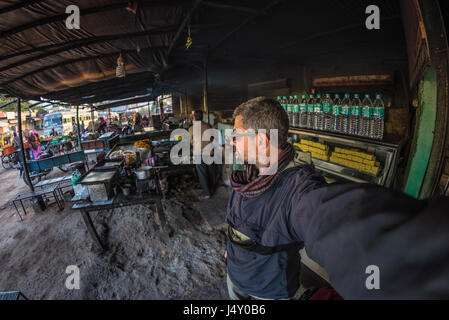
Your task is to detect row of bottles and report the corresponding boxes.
[278,93,385,140]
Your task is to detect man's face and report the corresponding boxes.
[232,115,258,163]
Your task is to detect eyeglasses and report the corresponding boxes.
[224,129,255,145]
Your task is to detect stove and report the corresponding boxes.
[135,177,157,198]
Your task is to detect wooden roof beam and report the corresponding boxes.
[0,26,177,65]
[201,1,266,15]
[0,0,45,15]
[0,2,127,39]
[0,1,186,39]
[0,46,165,87]
[168,0,203,56]
[211,0,284,52]
[0,99,18,109]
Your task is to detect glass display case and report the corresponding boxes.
[289,128,402,187]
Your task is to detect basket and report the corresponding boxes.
[2,145,16,156]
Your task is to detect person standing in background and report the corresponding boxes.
[133,113,143,132]
[12,128,21,148]
[189,110,216,199]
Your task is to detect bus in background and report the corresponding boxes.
[43,112,63,137]
[62,112,76,134]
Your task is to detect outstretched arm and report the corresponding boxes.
[288,181,449,299]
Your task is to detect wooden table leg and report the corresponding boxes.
[155,197,166,230]
[80,210,106,251]
[53,190,63,211]
[20,199,26,216]
[13,200,23,222]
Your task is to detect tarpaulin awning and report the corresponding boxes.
[0,0,186,103]
[0,0,407,106]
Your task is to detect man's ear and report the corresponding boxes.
[257,132,270,147]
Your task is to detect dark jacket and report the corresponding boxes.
[295,182,449,299]
[226,164,325,299]
[227,164,449,299]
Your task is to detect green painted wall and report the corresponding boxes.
[404,68,438,198]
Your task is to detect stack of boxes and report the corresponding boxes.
[330,147,380,176]
[293,139,330,161]
[293,139,381,177]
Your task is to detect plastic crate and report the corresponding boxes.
[81,140,106,151]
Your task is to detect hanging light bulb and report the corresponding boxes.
[185,25,192,50]
[116,53,126,78]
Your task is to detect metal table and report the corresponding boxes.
[34,175,72,198]
[72,192,165,251]
[13,184,65,221]
[0,291,28,300]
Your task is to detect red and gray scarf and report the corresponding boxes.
[230,143,294,198]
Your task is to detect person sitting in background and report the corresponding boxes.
[188,110,215,200]
[72,119,77,135]
[28,134,42,160]
[134,113,143,132]
[98,117,107,134]
[142,115,149,127]
[30,130,39,141]
[23,129,30,140]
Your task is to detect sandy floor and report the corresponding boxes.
[0,166,229,300]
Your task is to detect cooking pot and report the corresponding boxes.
[135,166,154,180]
[137,148,152,162]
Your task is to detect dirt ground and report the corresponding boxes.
[0,166,229,300]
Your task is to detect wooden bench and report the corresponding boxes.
[25,150,86,172]
[20,151,87,199]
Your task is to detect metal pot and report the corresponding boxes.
[135,166,154,180]
[122,186,130,196]
[137,148,152,162]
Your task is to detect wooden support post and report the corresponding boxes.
[17,98,34,192]
[76,105,81,150]
[158,97,164,122]
[203,57,209,123]
[91,106,95,133]
[80,210,106,251]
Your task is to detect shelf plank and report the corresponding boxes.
[312,74,393,87]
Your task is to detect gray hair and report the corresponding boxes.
[233,97,289,147]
